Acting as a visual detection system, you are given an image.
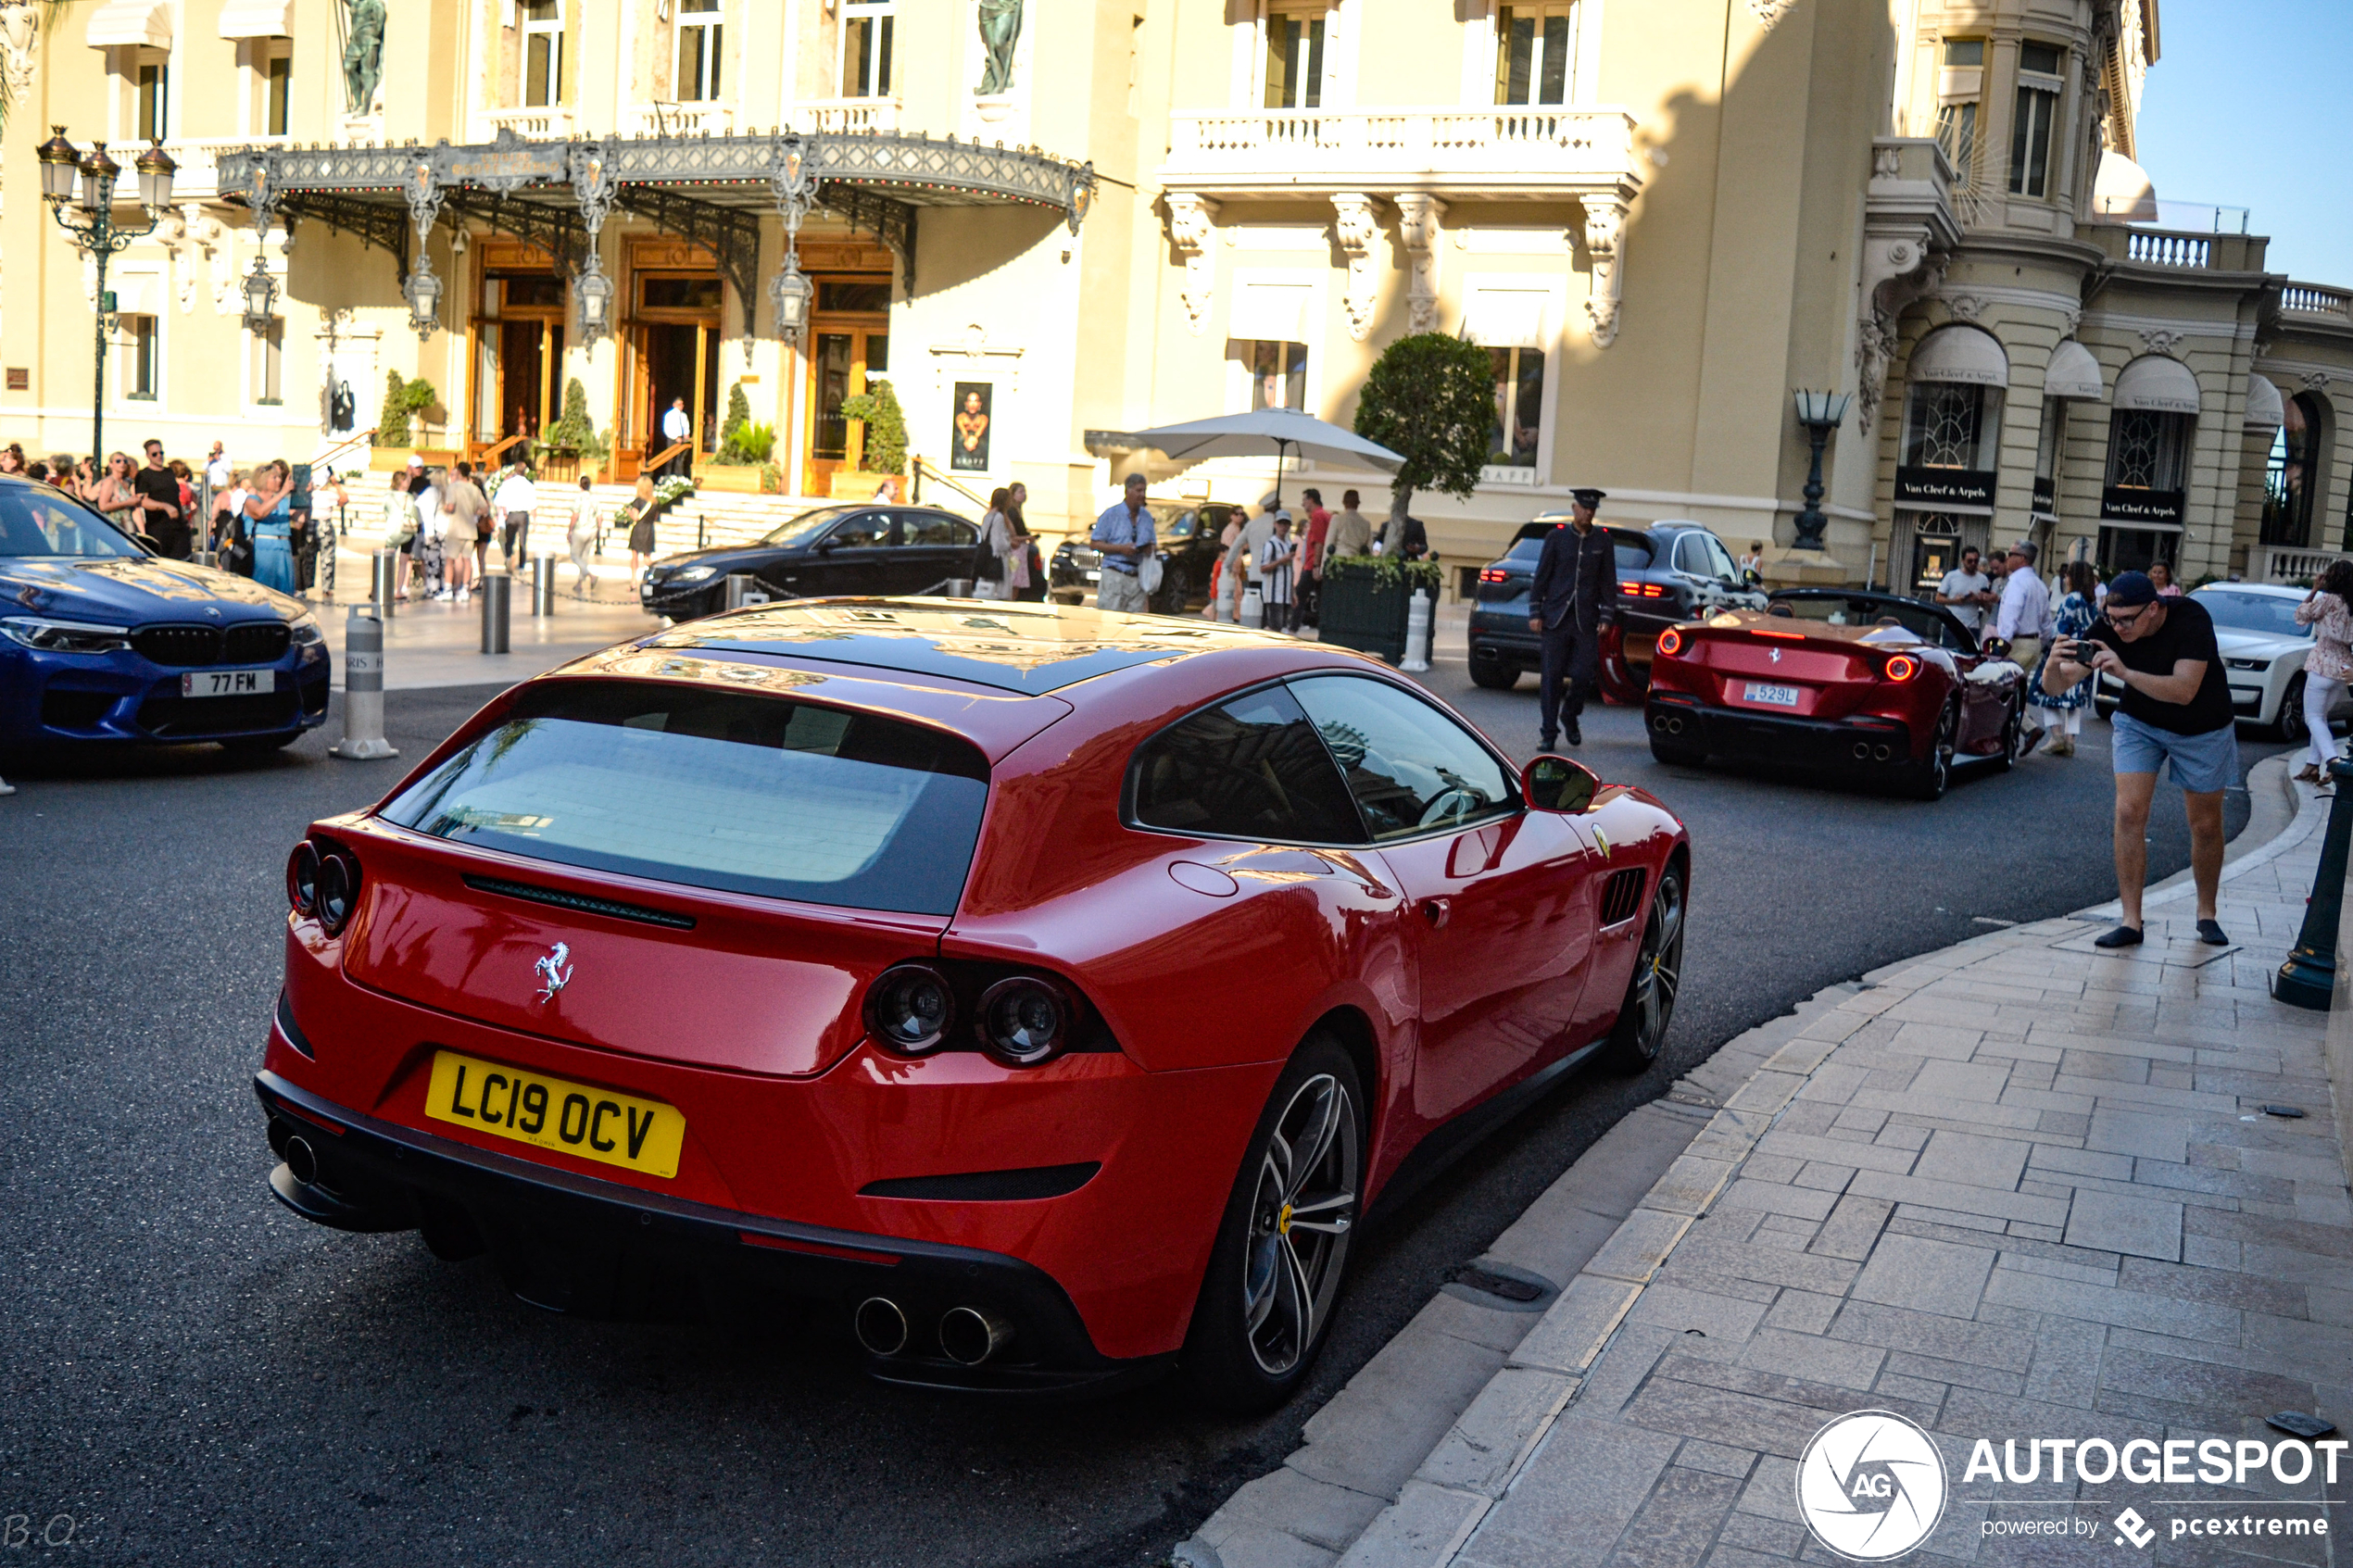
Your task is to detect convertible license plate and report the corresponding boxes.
[182,668,271,698]
[1743,682,1802,709]
[425,1049,686,1178]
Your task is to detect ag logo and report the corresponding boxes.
[1795,1411,1948,1561]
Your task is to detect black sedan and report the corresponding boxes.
[1467,518,1766,693]
[1049,499,1240,616]
[640,503,983,621]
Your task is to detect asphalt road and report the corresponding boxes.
[0,671,2287,1568]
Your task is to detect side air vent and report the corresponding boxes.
[1600,868,1647,926]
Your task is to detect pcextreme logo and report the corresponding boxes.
[1796,1411,1949,1561]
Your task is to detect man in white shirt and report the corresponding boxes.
[1934,546,1995,634]
[660,398,693,477]
[1994,540,2054,674]
[492,464,538,568]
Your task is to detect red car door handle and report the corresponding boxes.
[1418,897,1452,928]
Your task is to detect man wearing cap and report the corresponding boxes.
[1223,495,1280,622]
[1528,486,1616,749]
[2041,570,2236,948]
[1090,472,1158,613]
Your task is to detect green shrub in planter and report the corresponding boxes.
[1318,555,1441,664]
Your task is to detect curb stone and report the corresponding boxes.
[1172,749,2325,1568]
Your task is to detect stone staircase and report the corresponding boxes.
[327,472,824,559]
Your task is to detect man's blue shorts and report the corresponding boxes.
[2110,710,2240,793]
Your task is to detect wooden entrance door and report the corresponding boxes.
[618,250,725,475]
[803,284,889,496]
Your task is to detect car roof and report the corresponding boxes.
[2197,583,2302,599]
[625,596,1320,695]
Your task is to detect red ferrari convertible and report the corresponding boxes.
[256,600,1688,1408]
[1643,588,2027,799]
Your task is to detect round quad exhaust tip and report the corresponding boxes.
[282,1135,320,1186]
[938,1306,1014,1367]
[853,1297,910,1357]
[1873,744,1893,762]
[1852,741,1871,760]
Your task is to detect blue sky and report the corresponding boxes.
[2133,0,2351,282]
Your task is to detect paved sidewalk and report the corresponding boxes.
[1184,759,2353,1568]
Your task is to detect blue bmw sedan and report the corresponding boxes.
[0,476,331,754]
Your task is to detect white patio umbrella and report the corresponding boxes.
[1114,408,1403,512]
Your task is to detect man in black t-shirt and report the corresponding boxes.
[132,439,188,558]
[2043,570,2237,949]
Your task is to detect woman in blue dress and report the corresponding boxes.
[2028,560,2098,757]
[242,460,298,594]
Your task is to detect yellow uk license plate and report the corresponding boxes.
[425,1050,686,1179]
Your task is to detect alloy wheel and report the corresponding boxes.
[1240,1073,1358,1377]
[1625,868,1685,1061]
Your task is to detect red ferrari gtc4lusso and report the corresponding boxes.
[1643,588,2027,800]
[258,600,1688,1408]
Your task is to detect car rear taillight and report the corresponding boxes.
[976,976,1071,1067]
[1656,629,1684,658]
[314,846,361,935]
[1617,581,1667,597]
[1478,568,1509,583]
[865,964,956,1055]
[286,841,321,916]
[1883,655,1919,683]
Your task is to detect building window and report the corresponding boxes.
[1903,383,1992,470]
[523,0,564,107]
[2008,42,2064,198]
[1488,346,1544,468]
[1494,3,1576,107]
[136,62,169,141]
[252,322,283,405]
[2107,408,2188,492]
[1934,39,1981,189]
[1263,9,1324,110]
[124,316,158,399]
[265,49,292,135]
[2263,394,2325,548]
[675,0,723,103]
[1250,341,1306,411]
[841,0,892,97]
[2033,399,2063,514]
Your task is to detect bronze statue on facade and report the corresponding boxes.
[343,0,385,115]
[975,0,1022,96]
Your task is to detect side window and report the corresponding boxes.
[827,511,891,548]
[1287,675,1517,840]
[1698,533,1739,582]
[901,511,976,546]
[1129,684,1365,844]
[1162,509,1198,543]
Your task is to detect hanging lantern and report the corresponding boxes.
[770,261,811,346]
[241,262,279,335]
[404,260,443,339]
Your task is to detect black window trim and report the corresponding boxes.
[1119,671,1528,852]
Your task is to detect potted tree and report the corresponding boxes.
[833,377,908,500]
[1321,333,1489,661]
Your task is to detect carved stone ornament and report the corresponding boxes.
[1580,197,1630,348]
[2139,328,2186,356]
[1165,192,1219,337]
[1748,0,1794,27]
[1944,294,1984,321]
[2061,306,2083,336]
[2305,371,2333,391]
[0,1,39,101]
[1854,228,1950,433]
[1332,193,1380,343]
[1392,194,1446,336]
[1872,144,1902,179]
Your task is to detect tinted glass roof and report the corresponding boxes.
[646,598,1300,694]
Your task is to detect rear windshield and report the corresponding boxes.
[380,681,990,915]
[1501,527,1654,570]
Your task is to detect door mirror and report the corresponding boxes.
[813,536,837,554]
[1743,567,1764,588]
[1523,754,1599,813]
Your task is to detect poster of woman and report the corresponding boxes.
[951,383,992,472]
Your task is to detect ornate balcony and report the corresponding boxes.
[2281,282,2352,326]
[1159,105,1641,201]
[478,106,576,142]
[797,96,901,135]
[629,102,735,138]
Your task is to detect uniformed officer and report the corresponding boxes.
[1528,486,1616,749]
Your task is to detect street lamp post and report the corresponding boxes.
[1789,389,1852,551]
[35,129,176,463]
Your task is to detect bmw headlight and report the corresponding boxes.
[0,616,132,654]
[287,612,324,647]
[673,566,719,583]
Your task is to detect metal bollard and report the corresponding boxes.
[0,775,14,797]
[371,550,399,619]
[532,554,557,617]
[330,606,399,760]
[480,571,511,654]
[724,571,771,609]
[2274,755,2353,1009]
[1401,589,1434,671]
[1239,583,1264,628]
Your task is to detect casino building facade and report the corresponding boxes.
[0,0,2348,583]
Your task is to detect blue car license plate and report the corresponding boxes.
[182,668,271,698]
[1743,681,1801,709]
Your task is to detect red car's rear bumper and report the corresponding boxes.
[258,972,1283,1391]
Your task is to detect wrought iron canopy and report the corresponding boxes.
[216,126,1095,308]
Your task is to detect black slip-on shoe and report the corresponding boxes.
[2093,924,2145,949]
[2196,919,2230,946]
